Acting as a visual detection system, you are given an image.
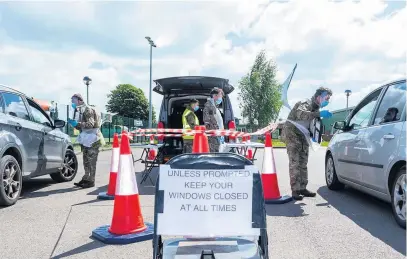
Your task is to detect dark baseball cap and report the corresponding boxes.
[71,93,83,101]
[189,98,199,104]
[210,87,223,95]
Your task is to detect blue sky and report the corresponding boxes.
[0,0,405,121]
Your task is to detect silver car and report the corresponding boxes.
[0,85,78,207]
[325,79,406,228]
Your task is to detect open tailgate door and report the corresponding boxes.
[153,76,235,96]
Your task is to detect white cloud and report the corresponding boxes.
[154,34,177,48]
[0,0,405,125]
[244,0,406,58]
[329,60,405,84]
[0,45,120,109]
[6,2,96,27]
[0,43,218,117]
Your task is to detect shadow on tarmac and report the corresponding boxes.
[135,168,158,196]
[265,202,309,217]
[72,199,106,207]
[317,186,406,256]
[86,184,108,196]
[51,239,105,259]
[19,178,82,200]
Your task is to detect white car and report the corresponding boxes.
[325,79,406,228]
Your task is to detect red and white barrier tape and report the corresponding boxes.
[129,123,279,138]
[133,128,187,133]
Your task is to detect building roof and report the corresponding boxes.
[332,106,355,113]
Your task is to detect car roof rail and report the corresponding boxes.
[0,84,27,96]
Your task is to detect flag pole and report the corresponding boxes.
[274,63,297,123]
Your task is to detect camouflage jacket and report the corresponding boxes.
[75,105,101,131]
[282,99,320,146]
[203,99,219,131]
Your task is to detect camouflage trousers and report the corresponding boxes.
[81,141,101,183]
[286,142,309,192]
[208,136,220,153]
[183,139,193,154]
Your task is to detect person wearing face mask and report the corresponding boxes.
[182,99,200,153]
[203,88,224,152]
[68,93,102,188]
[281,87,333,200]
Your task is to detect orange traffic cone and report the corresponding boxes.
[91,132,154,244]
[109,133,147,235]
[147,135,156,160]
[97,133,120,200]
[246,135,253,160]
[192,126,209,153]
[261,131,292,204]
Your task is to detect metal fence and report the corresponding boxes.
[51,103,155,144]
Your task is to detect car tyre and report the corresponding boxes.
[0,155,22,206]
[325,154,345,190]
[391,166,406,229]
[50,149,78,183]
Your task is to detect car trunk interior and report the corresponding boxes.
[162,95,224,158]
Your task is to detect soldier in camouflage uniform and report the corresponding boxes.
[281,87,333,200]
[182,99,200,153]
[68,94,101,188]
[203,88,224,152]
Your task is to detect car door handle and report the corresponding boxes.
[383,134,395,140]
[14,123,22,131]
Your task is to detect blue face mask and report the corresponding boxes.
[71,103,77,109]
[318,91,329,108]
[216,98,222,105]
[320,100,329,108]
[194,106,199,111]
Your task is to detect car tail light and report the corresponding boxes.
[228,120,236,141]
[157,121,165,141]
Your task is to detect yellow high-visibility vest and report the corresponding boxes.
[182,108,199,140]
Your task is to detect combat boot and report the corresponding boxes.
[80,180,95,189]
[292,191,303,201]
[74,179,86,187]
[300,189,316,197]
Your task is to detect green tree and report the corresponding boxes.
[238,50,282,128]
[106,84,156,123]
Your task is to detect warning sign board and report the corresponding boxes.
[156,164,258,237]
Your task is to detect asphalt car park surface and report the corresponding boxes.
[0,148,405,259]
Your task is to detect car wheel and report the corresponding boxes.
[391,166,406,229]
[0,155,22,206]
[325,154,345,190]
[50,149,78,183]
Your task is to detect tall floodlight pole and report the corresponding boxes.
[145,36,157,129]
[345,89,352,109]
[83,76,92,104]
[345,89,352,116]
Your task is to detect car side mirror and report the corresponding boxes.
[54,119,66,129]
[333,121,346,130]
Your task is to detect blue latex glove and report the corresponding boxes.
[68,119,78,127]
[320,110,333,118]
[218,136,225,144]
